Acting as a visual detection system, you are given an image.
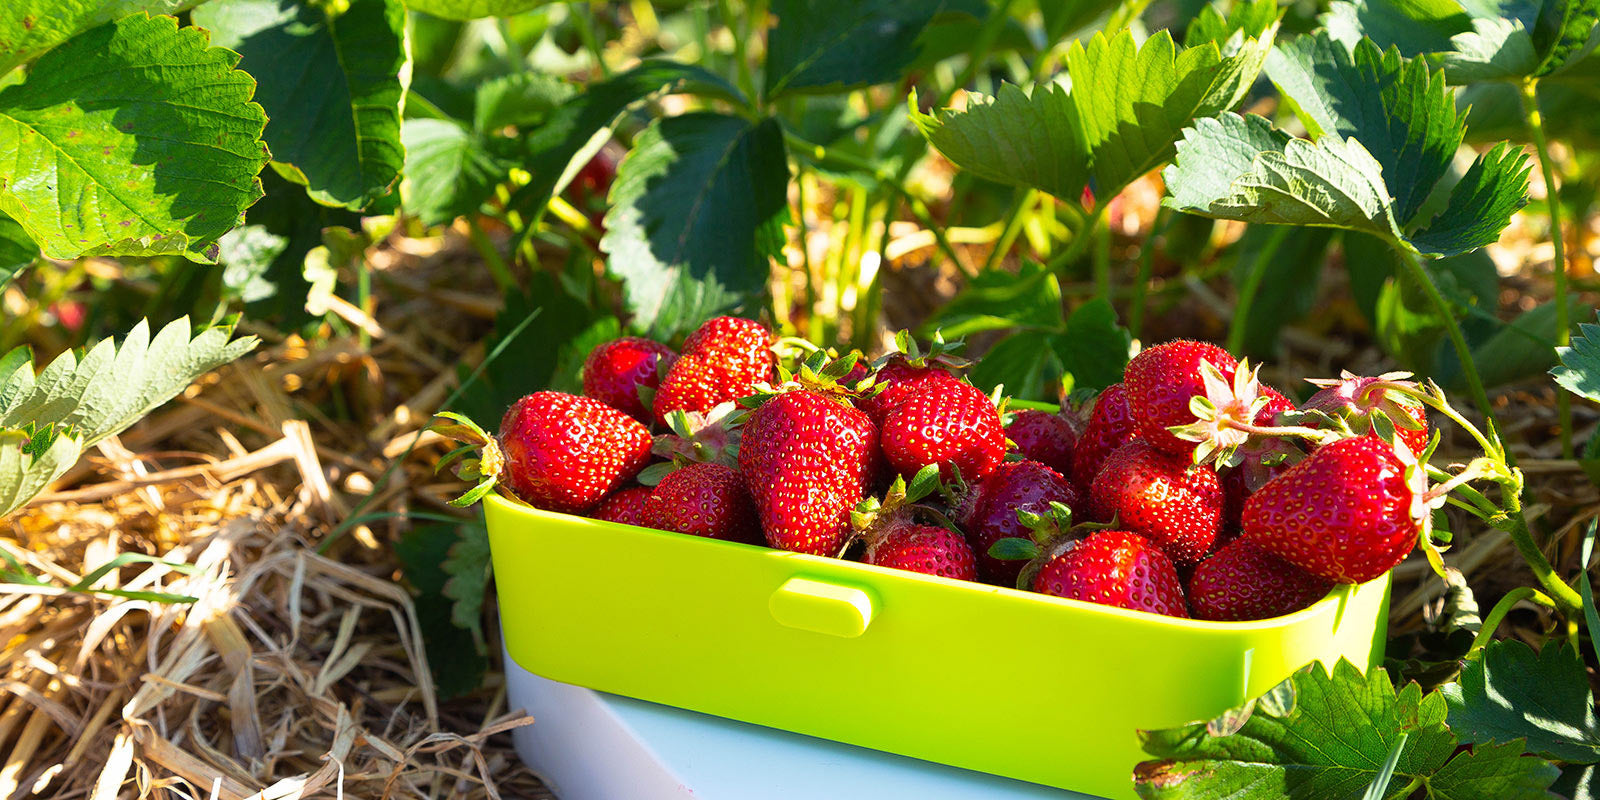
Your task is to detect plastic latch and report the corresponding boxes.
[768,577,875,638]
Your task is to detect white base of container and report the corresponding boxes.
[503,650,1099,799]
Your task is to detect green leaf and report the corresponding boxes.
[970,331,1062,401]
[0,211,38,291]
[400,118,510,227]
[1553,312,1600,403]
[600,113,789,340]
[1186,0,1280,47]
[1437,298,1586,389]
[1135,659,1559,799]
[1442,639,1600,763]
[405,0,551,21]
[506,60,748,233]
[195,0,408,211]
[0,15,269,262]
[765,0,949,97]
[920,260,1063,337]
[0,0,199,73]
[0,317,258,447]
[394,523,489,698]
[473,71,575,133]
[216,223,289,305]
[0,427,80,518]
[1266,34,1463,225]
[441,519,491,650]
[1407,143,1532,256]
[912,25,1277,203]
[1326,0,1600,80]
[227,169,361,322]
[1050,297,1134,393]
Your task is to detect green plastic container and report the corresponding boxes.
[486,494,1390,799]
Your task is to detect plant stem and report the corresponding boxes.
[796,168,817,341]
[1518,77,1574,458]
[572,1,611,77]
[984,188,1036,272]
[1129,208,1171,339]
[1044,202,1108,277]
[1470,586,1556,652]
[908,195,974,276]
[466,220,517,294]
[1393,249,1497,430]
[1500,490,1585,617]
[1093,207,1112,301]
[1227,225,1291,354]
[718,0,755,102]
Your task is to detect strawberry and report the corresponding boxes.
[590,486,655,527]
[644,463,762,544]
[1220,383,1299,529]
[880,379,1006,482]
[499,392,653,513]
[738,390,880,555]
[1189,539,1334,621]
[1006,409,1076,477]
[865,523,977,581]
[1242,435,1419,584]
[1124,340,1239,456]
[1302,371,1430,456]
[582,337,676,421]
[1034,530,1188,618]
[1070,383,1137,490]
[960,460,1082,586]
[653,317,773,423]
[1087,440,1223,565]
[858,362,960,423]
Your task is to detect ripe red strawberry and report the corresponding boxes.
[1302,372,1430,456]
[582,337,676,421]
[1070,383,1137,490]
[590,486,655,527]
[1088,440,1223,565]
[1124,340,1239,456]
[1242,436,1418,584]
[1034,530,1188,618]
[644,463,762,544]
[1006,409,1076,476]
[653,317,773,423]
[880,380,1006,482]
[499,392,652,513]
[960,460,1082,586]
[738,390,880,555]
[865,523,977,580]
[1188,539,1334,621]
[858,361,960,423]
[1257,384,1296,423]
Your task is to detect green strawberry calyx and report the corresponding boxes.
[429,411,505,508]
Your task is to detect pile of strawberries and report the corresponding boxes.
[482,315,1435,622]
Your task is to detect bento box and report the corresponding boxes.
[485,493,1390,800]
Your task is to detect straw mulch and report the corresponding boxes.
[2,236,555,799]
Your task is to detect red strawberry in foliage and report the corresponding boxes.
[739,390,880,555]
[1005,409,1076,476]
[1071,383,1137,490]
[1243,435,1419,584]
[1189,539,1334,621]
[1088,440,1223,565]
[499,392,652,513]
[1124,340,1239,456]
[653,317,773,423]
[644,463,762,544]
[865,524,977,581]
[1034,530,1188,618]
[1302,371,1431,456]
[590,486,655,527]
[582,337,676,421]
[880,379,1006,482]
[961,460,1081,586]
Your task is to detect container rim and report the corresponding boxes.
[484,493,1379,632]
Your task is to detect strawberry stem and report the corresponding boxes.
[1219,419,1344,446]
[1470,586,1557,653]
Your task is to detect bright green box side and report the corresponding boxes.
[485,494,1390,800]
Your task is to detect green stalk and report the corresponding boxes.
[1470,586,1556,652]
[572,1,611,77]
[356,256,372,351]
[467,220,517,294]
[796,169,818,341]
[1043,202,1107,277]
[1093,207,1111,301]
[1394,249,1497,426]
[1518,78,1574,458]
[1227,225,1292,354]
[718,0,755,102]
[984,188,1037,272]
[1500,488,1585,617]
[1129,208,1172,339]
